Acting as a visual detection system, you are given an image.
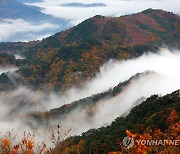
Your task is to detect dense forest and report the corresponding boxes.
[56,90,180,153]
[0,9,180,91]
[0,8,179,154]
[30,73,146,125]
[0,90,179,153]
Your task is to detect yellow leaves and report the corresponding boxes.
[45,60,65,87]
[36,50,58,62]
[117,51,131,60]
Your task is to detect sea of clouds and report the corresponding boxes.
[1,0,180,41]
[0,48,180,136]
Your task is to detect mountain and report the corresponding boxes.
[60,3,107,7]
[0,0,70,42]
[0,41,39,54]
[0,9,180,91]
[17,0,42,3]
[31,73,145,125]
[0,0,41,21]
[35,9,179,49]
[0,0,66,23]
[0,8,179,154]
[53,90,180,153]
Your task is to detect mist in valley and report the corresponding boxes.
[0,48,180,140]
[0,67,18,75]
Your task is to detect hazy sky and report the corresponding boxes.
[31,0,180,26]
[0,0,180,42]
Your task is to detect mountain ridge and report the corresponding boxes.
[55,89,180,153]
[0,9,179,91]
[0,8,179,153]
[0,0,67,24]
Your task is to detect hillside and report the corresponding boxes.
[31,73,145,125]
[34,8,180,50]
[0,41,39,53]
[53,90,180,153]
[0,0,42,21]
[0,89,179,153]
[0,8,179,154]
[0,9,180,91]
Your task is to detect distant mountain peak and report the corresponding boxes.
[60,2,107,8]
[141,8,176,16]
[0,0,60,22]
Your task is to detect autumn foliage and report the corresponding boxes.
[117,109,180,153]
[0,125,70,154]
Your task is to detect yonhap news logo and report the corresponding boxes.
[122,136,134,150]
[122,136,180,151]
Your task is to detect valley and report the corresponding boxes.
[0,8,179,154]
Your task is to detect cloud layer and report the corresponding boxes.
[1,0,180,42]
[32,0,180,26]
[56,48,180,135]
[1,48,180,137]
[0,67,18,75]
[0,19,59,42]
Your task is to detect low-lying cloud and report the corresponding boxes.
[0,67,18,75]
[14,54,25,60]
[31,0,180,26]
[1,0,180,42]
[54,48,180,135]
[0,19,59,42]
[0,48,180,138]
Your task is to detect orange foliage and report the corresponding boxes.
[108,152,122,154]
[167,109,178,123]
[121,14,162,46]
[2,139,10,149]
[0,124,70,154]
[112,109,180,153]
